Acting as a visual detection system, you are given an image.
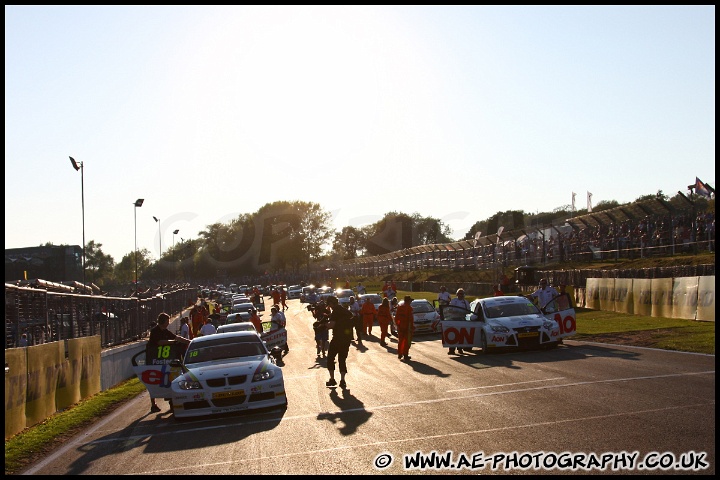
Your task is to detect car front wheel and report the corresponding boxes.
[544,341,560,350]
[480,331,489,354]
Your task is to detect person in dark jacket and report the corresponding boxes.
[146,312,190,412]
[325,296,355,389]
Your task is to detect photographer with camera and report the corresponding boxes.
[308,300,330,358]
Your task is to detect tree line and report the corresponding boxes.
[45,191,712,288]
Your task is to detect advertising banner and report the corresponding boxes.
[76,336,102,399]
[613,278,633,314]
[598,278,615,312]
[696,275,715,321]
[650,278,673,318]
[632,279,652,317]
[585,279,600,310]
[25,342,65,429]
[672,277,699,320]
[5,348,27,439]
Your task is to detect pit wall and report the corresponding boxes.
[5,316,181,439]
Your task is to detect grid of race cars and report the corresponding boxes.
[134,287,575,420]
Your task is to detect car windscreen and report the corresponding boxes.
[217,324,255,334]
[484,301,541,318]
[411,302,434,313]
[185,337,265,364]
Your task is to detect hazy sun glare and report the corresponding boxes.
[203,7,393,167]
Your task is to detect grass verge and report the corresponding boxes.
[572,307,715,354]
[5,377,146,475]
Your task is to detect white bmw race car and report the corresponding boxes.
[435,294,576,353]
[133,331,287,420]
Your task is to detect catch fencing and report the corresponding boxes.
[5,284,196,350]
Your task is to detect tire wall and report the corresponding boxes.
[583,276,714,322]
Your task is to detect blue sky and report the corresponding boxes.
[5,5,715,263]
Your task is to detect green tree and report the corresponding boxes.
[253,201,331,272]
[114,248,152,284]
[360,212,453,255]
[190,201,332,276]
[462,220,487,241]
[298,202,333,268]
[412,214,453,245]
[197,222,228,262]
[193,222,235,279]
[332,226,365,259]
[363,212,411,255]
[592,200,620,213]
[84,240,115,286]
[636,190,668,202]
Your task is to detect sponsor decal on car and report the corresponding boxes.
[212,390,245,399]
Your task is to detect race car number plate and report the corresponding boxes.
[212,390,245,399]
[518,332,539,338]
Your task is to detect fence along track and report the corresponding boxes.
[5,284,195,349]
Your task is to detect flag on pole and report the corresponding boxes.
[571,192,576,211]
[587,192,593,212]
[695,177,711,198]
[473,231,482,248]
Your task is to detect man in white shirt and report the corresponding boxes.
[270,305,286,328]
[529,279,559,311]
[437,286,451,306]
[179,317,192,339]
[448,289,470,315]
[199,317,216,336]
[269,305,289,353]
[447,288,470,355]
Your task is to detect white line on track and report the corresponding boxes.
[132,400,716,474]
[69,370,715,447]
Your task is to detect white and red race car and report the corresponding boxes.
[132,331,287,420]
[434,294,576,353]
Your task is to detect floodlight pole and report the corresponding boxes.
[154,216,163,307]
[69,157,85,287]
[173,229,179,280]
[134,199,144,285]
[134,198,144,331]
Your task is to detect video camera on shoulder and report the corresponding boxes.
[312,314,329,329]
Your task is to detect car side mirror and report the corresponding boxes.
[170,358,187,373]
